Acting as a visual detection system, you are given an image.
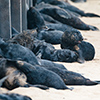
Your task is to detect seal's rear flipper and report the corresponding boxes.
[93,81,100,84]
[88,25,99,31]
[85,13,100,17]
[85,79,100,85]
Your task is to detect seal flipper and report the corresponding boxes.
[23,84,49,90]
[88,25,99,31]
[68,87,74,91]
[0,76,8,87]
[92,81,100,84]
[85,13,100,17]
[77,49,85,64]
[74,45,85,63]
[29,84,49,90]
[85,79,100,85]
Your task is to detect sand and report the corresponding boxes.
[0,0,100,100]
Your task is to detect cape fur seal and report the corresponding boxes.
[61,30,95,63]
[0,93,32,100]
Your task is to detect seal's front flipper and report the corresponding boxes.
[77,57,85,64]
[74,45,85,63]
[26,84,49,90]
[32,85,49,90]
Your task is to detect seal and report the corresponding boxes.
[78,41,95,61]
[39,59,100,85]
[70,0,86,3]
[61,29,84,63]
[15,60,72,90]
[0,58,48,90]
[61,30,95,63]
[46,23,78,32]
[27,7,46,31]
[0,37,40,66]
[37,3,98,30]
[37,0,100,17]
[0,93,32,100]
[37,29,64,44]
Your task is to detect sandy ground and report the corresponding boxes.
[0,0,100,100]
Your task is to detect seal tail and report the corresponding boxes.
[85,13,100,17]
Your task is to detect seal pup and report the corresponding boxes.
[61,30,95,63]
[0,58,48,90]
